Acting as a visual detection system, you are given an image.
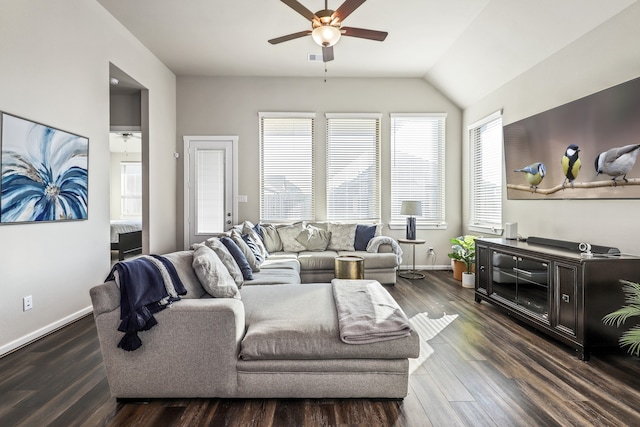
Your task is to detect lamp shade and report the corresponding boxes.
[400,200,422,216]
[311,25,341,47]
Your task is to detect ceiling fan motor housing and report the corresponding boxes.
[312,9,341,46]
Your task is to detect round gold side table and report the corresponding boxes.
[334,255,365,280]
[398,238,426,279]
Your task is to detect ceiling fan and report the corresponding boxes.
[268,0,388,62]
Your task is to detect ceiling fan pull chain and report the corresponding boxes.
[324,64,327,83]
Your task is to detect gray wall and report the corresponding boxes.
[0,0,176,355]
[177,76,462,268]
[110,93,141,128]
[462,3,640,255]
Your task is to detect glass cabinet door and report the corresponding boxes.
[490,252,550,320]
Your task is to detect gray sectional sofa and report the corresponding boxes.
[247,221,402,285]
[90,248,420,399]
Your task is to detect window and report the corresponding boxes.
[120,162,142,218]
[326,113,380,221]
[259,113,315,222]
[390,114,446,227]
[469,111,503,232]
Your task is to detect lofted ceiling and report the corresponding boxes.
[98,0,636,108]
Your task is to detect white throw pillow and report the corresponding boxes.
[192,245,240,299]
[201,238,244,287]
[327,223,357,251]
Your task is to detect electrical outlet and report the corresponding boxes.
[428,247,435,254]
[23,295,33,311]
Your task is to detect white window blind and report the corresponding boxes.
[120,162,142,218]
[390,114,446,225]
[469,111,503,231]
[259,113,315,222]
[326,113,380,221]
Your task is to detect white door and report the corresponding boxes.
[184,136,237,249]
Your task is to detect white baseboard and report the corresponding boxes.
[0,306,93,358]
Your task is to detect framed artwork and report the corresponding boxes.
[1,112,88,223]
[504,76,640,200]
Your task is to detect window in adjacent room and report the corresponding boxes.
[326,113,381,221]
[259,112,315,222]
[390,113,447,228]
[120,162,142,218]
[469,110,503,234]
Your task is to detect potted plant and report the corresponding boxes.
[602,280,640,357]
[448,235,477,286]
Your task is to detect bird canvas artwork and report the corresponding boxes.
[503,74,640,200]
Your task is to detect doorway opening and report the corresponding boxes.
[109,64,149,263]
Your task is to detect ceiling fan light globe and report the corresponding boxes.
[312,25,341,47]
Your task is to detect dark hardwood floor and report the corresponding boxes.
[2,270,640,426]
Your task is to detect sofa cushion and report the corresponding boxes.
[295,225,331,251]
[261,255,300,272]
[277,223,307,253]
[192,245,240,299]
[245,268,301,286]
[162,251,206,299]
[260,224,283,253]
[297,250,339,271]
[337,251,398,269]
[220,237,253,280]
[240,283,419,360]
[202,238,244,286]
[327,223,357,251]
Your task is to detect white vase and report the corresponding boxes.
[462,272,475,288]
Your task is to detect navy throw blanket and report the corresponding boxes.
[106,255,186,351]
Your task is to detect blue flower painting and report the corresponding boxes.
[1,113,88,223]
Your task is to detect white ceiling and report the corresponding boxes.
[98,0,636,108]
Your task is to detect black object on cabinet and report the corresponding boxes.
[474,238,640,360]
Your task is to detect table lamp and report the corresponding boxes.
[400,200,422,240]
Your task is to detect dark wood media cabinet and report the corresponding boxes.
[474,238,640,360]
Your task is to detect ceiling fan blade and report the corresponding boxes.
[268,30,312,44]
[322,45,334,62]
[341,27,388,41]
[281,0,317,21]
[333,0,366,22]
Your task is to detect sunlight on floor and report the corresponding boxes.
[408,312,458,374]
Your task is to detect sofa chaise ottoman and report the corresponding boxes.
[90,250,420,399]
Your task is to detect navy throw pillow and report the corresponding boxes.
[354,224,377,251]
[220,237,253,280]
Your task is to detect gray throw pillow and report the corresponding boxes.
[327,223,357,251]
[260,224,283,253]
[277,223,307,253]
[295,225,332,251]
[191,245,240,299]
[201,238,244,287]
[231,229,261,272]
